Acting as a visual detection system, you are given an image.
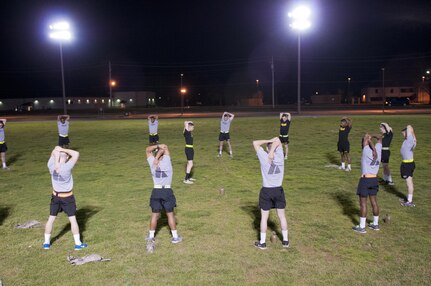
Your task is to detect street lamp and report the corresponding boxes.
[109,80,117,107]
[347,77,351,103]
[288,5,311,114]
[49,21,72,114]
[180,73,185,115]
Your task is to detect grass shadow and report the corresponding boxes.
[0,206,11,225]
[382,184,405,200]
[52,206,101,244]
[241,204,278,240]
[7,153,22,166]
[332,192,359,225]
[154,211,169,237]
[325,152,339,165]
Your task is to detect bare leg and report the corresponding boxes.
[383,163,390,178]
[260,209,270,233]
[68,216,80,235]
[218,141,223,154]
[44,215,57,235]
[276,209,288,231]
[359,196,367,218]
[346,152,351,165]
[150,212,160,230]
[406,177,414,202]
[284,143,289,157]
[186,160,193,174]
[166,212,177,230]
[369,196,379,216]
[227,140,232,155]
[340,152,344,164]
[1,152,6,168]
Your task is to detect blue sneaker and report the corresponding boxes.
[171,236,183,244]
[74,243,88,250]
[43,243,50,250]
[254,241,267,250]
[352,225,367,234]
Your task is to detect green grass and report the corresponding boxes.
[0,115,430,285]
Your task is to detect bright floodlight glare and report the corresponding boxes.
[49,21,72,41]
[49,31,72,40]
[288,6,312,31]
[49,21,70,30]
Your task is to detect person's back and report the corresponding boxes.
[257,146,284,188]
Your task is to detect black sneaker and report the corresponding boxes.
[254,241,267,250]
[282,240,290,248]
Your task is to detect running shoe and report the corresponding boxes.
[189,178,196,181]
[368,223,380,231]
[254,241,267,250]
[282,240,290,248]
[352,225,367,234]
[183,180,194,184]
[400,201,415,207]
[74,243,88,250]
[42,243,50,250]
[171,236,183,244]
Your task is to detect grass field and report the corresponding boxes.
[0,115,430,285]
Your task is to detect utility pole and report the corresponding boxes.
[271,56,275,109]
[382,68,385,113]
[109,61,112,108]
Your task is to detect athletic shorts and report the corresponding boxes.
[400,162,415,179]
[279,135,289,144]
[259,186,286,211]
[0,142,7,153]
[381,150,390,163]
[219,132,230,141]
[50,194,77,217]
[356,177,379,197]
[58,136,70,146]
[149,134,159,144]
[150,188,177,213]
[337,141,350,153]
[185,147,194,161]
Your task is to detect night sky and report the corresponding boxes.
[1,0,430,105]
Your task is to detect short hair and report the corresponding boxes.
[188,122,194,126]
[402,128,407,132]
[282,113,288,117]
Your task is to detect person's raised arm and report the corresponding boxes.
[286,113,291,121]
[156,144,169,156]
[184,121,192,131]
[57,115,62,121]
[253,137,278,153]
[222,112,228,119]
[279,113,284,119]
[267,137,281,161]
[0,119,6,126]
[64,115,70,121]
[146,145,159,158]
[227,112,234,120]
[57,147,79,165]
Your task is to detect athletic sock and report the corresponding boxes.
[359,217,366,229]
[341,162,345,168]
[388,175,392,182]
[148,230,155,239]
[347,164,351,169]
[373,216,379,225]
[2,162,6,168]
[259,232,266,244]
[44,233,51,244]
[282,230,288,241]
[407,194,413,203]
[73,234,82,245]
[383,174,387,181]
[171,230,178,239]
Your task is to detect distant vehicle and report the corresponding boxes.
[385,97,410,106]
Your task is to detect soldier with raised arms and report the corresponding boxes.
[399,125,417,207]
[57,115,70,148]
[0,119,8,169]
[218,112,234,157]
[148,114,159,145]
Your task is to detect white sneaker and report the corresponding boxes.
[189,178,196,181]
[183,179,194,184]
[217,153,222,157]
[345,167,352,172]
[338,165,345,170]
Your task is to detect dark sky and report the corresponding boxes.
[1,0,430,105]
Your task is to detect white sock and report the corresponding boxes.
[171,230,178,239]
[73,234,82,245]
[2,162,6,168]
[260,232,266,244]
[229,150,232,155]
[149,230,155,238]
[383,174,387,181]
[373,216,379,225]
[347,164,351,169]
[44,233,51,244]
[407,194,413,203]
[359,217,366,229]
[282,230,288,241]
[388,175,392,182]
[341,162,345,168]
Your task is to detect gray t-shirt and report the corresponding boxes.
[58,121,69,136]
[361,143,382,176]
[400,134,416,161]
[220,118,232,133]
[147,155,173,186]
[148,120,158,134]
[257,146,284,188]
[0,128,5,142]
[48,156,75,192]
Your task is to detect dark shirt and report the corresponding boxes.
[338,125,351,142]
[184,129,193,145]
[382,131,393,148]
[279,119,291,135]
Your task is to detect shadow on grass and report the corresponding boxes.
[332,192,359,225]
[52,206,101,244]
[241,205,278,240]
[382,184,405,200]
[154,212,170,237]
[7,153,22,166]
[0,206,11,225]
[326,152,339,165]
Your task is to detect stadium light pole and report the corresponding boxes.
[180,73,184,115]
[288,5,311,114]
[49,21,72,115]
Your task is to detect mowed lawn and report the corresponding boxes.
[0,115,430,286]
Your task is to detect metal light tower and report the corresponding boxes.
[49,21,72,115]
[289,6,311,114]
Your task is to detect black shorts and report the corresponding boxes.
[400,162,415,179]
[185,147,194,161]
[150,188,177,213]
[381,150,390,163]
[219,132,230,141]
[337,141,350,153]
[50,195,77,217]
[0,143,7,153]
[356,177,379,197]
[149,134,159,144]
[58,136,70,146]
[279,135,289,144]
[259,186,286,211]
